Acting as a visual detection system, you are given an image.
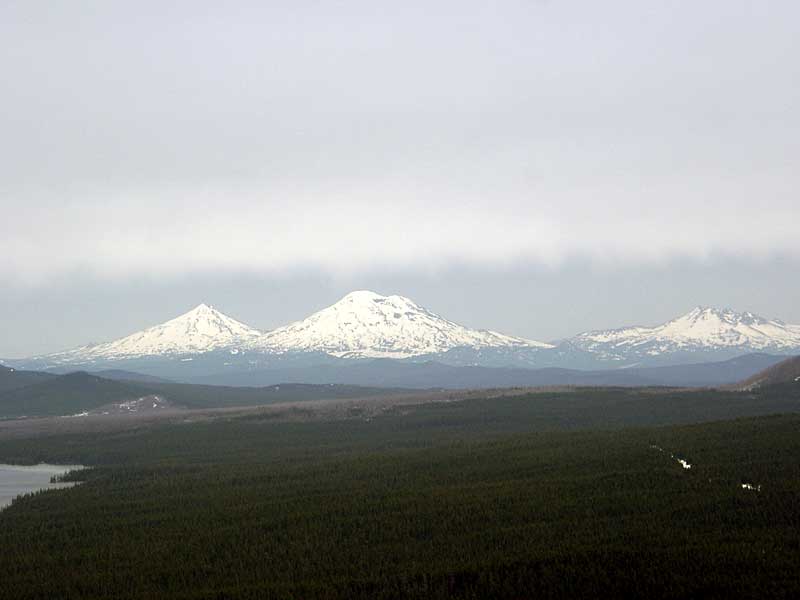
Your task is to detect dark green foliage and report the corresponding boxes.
[1,390,799,598]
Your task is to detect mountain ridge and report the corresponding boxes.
[182,352,787,390]
[7,294,800,374]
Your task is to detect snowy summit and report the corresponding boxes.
[571,306,800,359]
[249,290,551,359]
[44,303,261,362]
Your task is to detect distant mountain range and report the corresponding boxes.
[181,353,788,390]
[33,291,550,363]
[4,291,799,382]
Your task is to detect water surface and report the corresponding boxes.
[0,463,84,510]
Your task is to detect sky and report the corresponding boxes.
[1,1,799,357]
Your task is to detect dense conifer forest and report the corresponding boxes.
[1,386,799,599]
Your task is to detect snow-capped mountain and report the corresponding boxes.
[10,298,800,378]
[569,306,800,363]
[248,290,552,359]
[41,304,262,363]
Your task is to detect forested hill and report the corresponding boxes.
[0,364,54,393]
[0,371,149,418]
[0,369,408,418]
[738,355,800,389]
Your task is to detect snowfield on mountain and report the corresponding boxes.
[247,291,552,359]
[14,294,800,371]
[41,304,261,362]
[571,306,800,360]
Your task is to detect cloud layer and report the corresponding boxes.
[2,1,798,284]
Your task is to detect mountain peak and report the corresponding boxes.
[44,305,262,362]
[250,291,551,358]
[181,302,219,316]
[685,305,735,317]
[573,305,800,359]
[678,306,770,328]
[340,290,386,302]
[336,290,418,308]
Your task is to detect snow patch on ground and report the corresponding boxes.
[649,445,691,469]
[651,446,767,491]
[60,396,168,418]
[119,396,166,413]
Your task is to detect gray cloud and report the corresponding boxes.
[2,1,798,284]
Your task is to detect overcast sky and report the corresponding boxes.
[2,1,798,357]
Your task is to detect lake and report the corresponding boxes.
[0,463,85,510]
